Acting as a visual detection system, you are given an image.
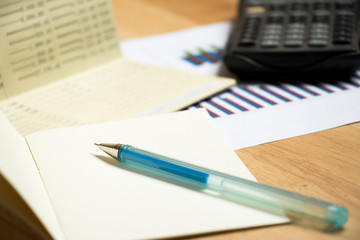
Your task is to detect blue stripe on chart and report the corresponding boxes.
[197,104,217,118]
[294,83,320,96]
[238,86,277,105]
[312,83,334,93]
[228,92,262,108]
[259,85,291,102]
[329,81,348,90]
[220,97,248,112]
[195,55,213,63]
[350,77,360,87]
[206,100,232,115]
[208,52,222,60]
[183,57,201,66]
[275,84,306,99]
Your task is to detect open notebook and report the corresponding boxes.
[0,109,288,239]
[0,0,234,135]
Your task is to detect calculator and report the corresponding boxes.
[223,0,360,80]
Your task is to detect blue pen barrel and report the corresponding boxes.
[118,145,209,184]
[206,175,348,228]
[117,144,348,228]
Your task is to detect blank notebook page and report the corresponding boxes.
[26,109,288,240]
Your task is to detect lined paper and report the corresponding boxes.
[0,58,233,135]
[0,0,235,136]
[0,0,119,98]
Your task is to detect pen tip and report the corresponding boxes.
[94,143,100,146]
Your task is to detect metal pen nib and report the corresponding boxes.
[95,143,123,159]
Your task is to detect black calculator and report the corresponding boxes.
[223,0,360,81]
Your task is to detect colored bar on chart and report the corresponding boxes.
[211,45,224,57]
[182,45,224,66]
[197,48,219,63]
[260,85,292,102]
[183,52,203,65]
[188,78,360,118]
[221,97,248,112]
[295,83,320,96]
[229,90,263,108]
[240,86,277,105]
[275,83,306,99]
[208,99,234,115]
[314,83,335,93]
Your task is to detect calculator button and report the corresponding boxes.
[239,39,256,46]
[333,14,353,44]
[291,3,309,11]
[314,2,331,11]
[290,15,307,24]
[284,39,303,47]
[310,33,328,39]
[260,30,281,44]
[308,13,330,47]
[333,36,352,44]
[269,3,286,12]
[267,16,284,24]
[312,15,330,24]
[335,1,354,10]
[310,23,329,31]
[335,14,353,21]
[334,30,352,36]
[261,40,280,48]
[285,13,307,48]
[260,14,285,48]
[309,39,327,47]
[239,17,261,46]
[284,34,305,47]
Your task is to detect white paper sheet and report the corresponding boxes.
[121,22,233,76]
[0,112,65,240]
[120,22,360,150]
[213,88,360,149]
[26,110,288,240]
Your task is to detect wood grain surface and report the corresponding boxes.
[111,1,360,239]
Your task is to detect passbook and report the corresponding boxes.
[0,0,235,135]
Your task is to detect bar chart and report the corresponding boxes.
[182,46,224,66]
[189,74,360,118]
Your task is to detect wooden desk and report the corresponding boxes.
[111,1,360,239]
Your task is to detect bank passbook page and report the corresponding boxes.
[0,0,235,135]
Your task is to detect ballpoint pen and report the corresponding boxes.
[95,143,349,229]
